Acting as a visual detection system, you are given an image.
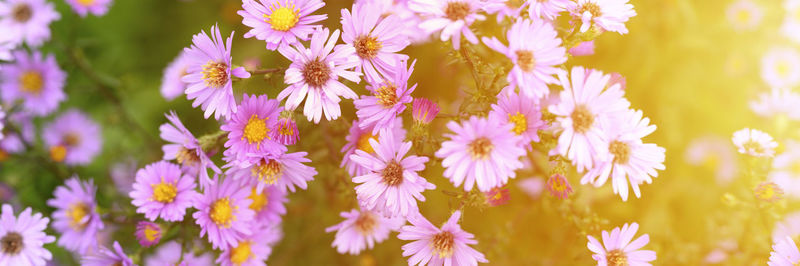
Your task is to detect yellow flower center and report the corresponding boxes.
[357,133,376,154]
[605,249,628,266]
[0,232,23,255]
[277,121,294,137]
[144,225,161,242]
[735,9,752,24]
[50,145,67,162]
[19,71,43,95]
[515,50,535,72]
[302,58,331,88]
[354,35,382,59]
[202,61,229,88]
[11,3,32,23]
[252,159,282,185]
[578,2,603,17]
[755,182,783,202]
[609,140,631,165]
[77,0,96,6]
[431,231,455,258]
[444,2,470,21]
[777,61,792,78]
[265,3,299,31]
[570,105,594,133]
[355,212,377,235]
[210,198,236,227]
[176,147,200,167]
[468,137,493,160]
[67,203,90,230]
[508,112,527,135]
[243,114,270,148]
[247,187,269,212]
[230,241,253,264]
[375,84,398,107]
[381,160,404,186]
[152,180,178,203]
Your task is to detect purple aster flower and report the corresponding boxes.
[160,111,221,189]
[570,0,636,34]
[489,91,546,150]
[435,116,525,192]
[145,241,214,266]
[325,208,404,255]
[42,109,102,166]
[0,0,59,47]
[270,117,299,145]
[0,112,34,155]
[161,51,191,101]
[47,177,104,254]
[193,177,255,250]
[341,1,410,81]
[278,27,361,123]
[238,0,327,50]
[135,221,162,247]
[587,222,655,265]
[0,51,66,116]
[182,24,251,120]
[482,18,566,99]
[548,66,630,172]
[354,59,416,134]
[411,98,439,125]
[582,109,666,201]
[221,94,286,163]
[770,236,800,266]
[225,150,317,193]
[351,129,435,217]
[341,117,406,177]
[130,161,200,222]
[726,0,763,32]
[0,204,55,265]
[762,48,800,89]
[408,0,486,50]
[64,0,112,17]
[398,211,488,266]
[215,225,277,266]
[81,241,134,266]
[528,0,574,20]
[244,181,287,226]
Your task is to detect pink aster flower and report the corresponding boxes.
[135,221,162,247]
[587,223,656,265]
[0,204,55,266]
[215,226,277,266]
[47,177,104,254]
[726,0,763,32]
[43,109,102,166]
[546,173,573,199]
[412,98,439,125]
[549,66,630,172]
[569,41,595,56]
[481,0,524,23]
[270,117,299,145]
[582,109,666,201]
[770,236,800,266]
[355,59,416,134]
[325,208,405,255]
[278,27,361,123]
[761,47,800,89]
[221,94,286,163]
[0,50,66,116]
[771,142,800,198]
[194,177,255,250]
[482,19,566,99]
[408,0,486,50]
[161,51,191,101]
[160,111,221,189]
[398,211,488,266]
[145,241,214,266]
[528,0,574,20]
[239,0,327,50]
[64,0,112,17]
[0,0,60,47]
[130,161,200,222]
[341,117,406,176]
[341,1,410,81]
[751,88,800,121]
[489,90,546,149]
[81,241,134,266]
[570,0,636,34]
[244,182,287,226]
[182,24,251,120]
[350,129,436,217]
[436,116,525,192]
[732,128,778,157]
[225,149,317,193]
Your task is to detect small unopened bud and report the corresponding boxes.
[546,174,573,199]
[412,98,439,124]
[484,186,510,206]
[271,117,299,145]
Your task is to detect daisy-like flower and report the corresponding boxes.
[341,1,410,81]
[183,24,251,120]
[412,98,440,125]
[751,88,800,121]
[685,136,738,185]
[0,0,59,47]
[64,0,112,17]
[482,19,566,99]
[43,109,102,166]
[221,94,286,163]
[47,177,104,254]
[761,48,800,89]
[489,90,546,149]
[130,161,200,222]
[570,0,636,34]
[341,117,406,176]
[161,51,191,101]
[239,0,327,50]
[193,177,256,250]
[350,129,435,217]
[755,182,785,202]
[770,236,800,266]
[271,117,299,145]
[481,0,524,23]
[527,0,574,20]
[81,242,134,266]
[325,208,404,255]
[135,221,162,247]
[546,173,573,199]
[355,59,416,134]
[278,27,361,123]
[0,51,66,116]
[549,66,630,172]
[436,116,525,192]
[484,186,510,206]
[160,111,221,188]
[726,0,763,32]
[582,109,666,201]
[244,182,287,226]
[0,204,55,266]
[398,211,488,266]
[408,0,486,50]
[771,142,800,198]
[215,226,277,266]
[145,241,214,266]
[226,149,317,193]
[587,223,655,265]
[732,128,778,157]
